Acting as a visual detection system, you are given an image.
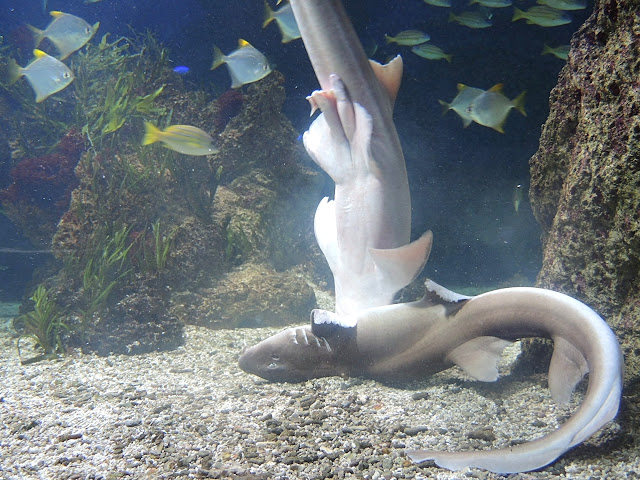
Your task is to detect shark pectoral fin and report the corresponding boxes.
[368,55,403,106]
[304,104,352,182]
[369,230,433,294]
[446,336,512,382]
[548,336,589,404]
[310,309,357,352]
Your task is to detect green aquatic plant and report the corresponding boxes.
[72,30,169,151]
[132,220,177,273]
[12,285,68,363]
[151,220,174,271]
[79,224,133,323]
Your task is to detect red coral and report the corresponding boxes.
[213,90,244,132]
[0,129,85,215]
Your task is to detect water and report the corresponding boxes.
[0,0,590,330]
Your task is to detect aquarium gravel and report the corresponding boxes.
[0,325,633,480]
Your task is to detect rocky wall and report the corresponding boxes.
[529,0,640,384]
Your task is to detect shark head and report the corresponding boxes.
[238,325,345,382]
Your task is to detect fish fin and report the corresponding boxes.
[210,45,225,70]
[446,336,512,381]
[27,25,45,47]
[541,43,552,55]
[456,83,467,91]
[444,54,453,63]
[33,49,48,59]
[448,12,456,22]
[141,122,162,145]
[512,7,525,21]
[311,308,357,329]
[512,90,527,116]
[438,99,450,115]
[262,1,275,28]
[548,336,589,404]
[462,117,473,127]
[488,83,504,93]
[568,379,622,448]
[384,34,394,44]
[492,122,506,134]
[368,55,403,106]
[7,58,23,85]
[49,10,64,17]
[424,279,472,303]
[238,38,251,48]
[368,231,434,294]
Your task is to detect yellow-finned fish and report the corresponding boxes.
[211,39,272,89]
[537,0,586,9]
[263,1,301,43]
[29,11,99,60]
[542,43,570,60]
[438,83,485,127]
[512,6,572,26]
[424,0,452,7]
[470,0,512,7]
[411,43,452,63]
[142,122,218,156]
[8,49,74,102]
[448,10,493,28]
[384,29,431,46]
[466,84,527,133]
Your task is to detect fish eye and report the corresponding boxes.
[63,72,70,78]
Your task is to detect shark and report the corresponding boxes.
[239,0,624,474]
[289,0,432,316]
[239,280,623,473]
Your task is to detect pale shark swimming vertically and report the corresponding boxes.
[239,0,623,474]
[289,0,432,315]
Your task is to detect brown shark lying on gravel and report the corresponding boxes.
[239,279,623,473]
[239,0,624,474]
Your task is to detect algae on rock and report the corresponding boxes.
[528,0,640,385]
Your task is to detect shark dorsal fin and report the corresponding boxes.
[369,55,403,106]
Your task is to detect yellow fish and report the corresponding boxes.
[411,43,452,63]
[29,11,99,60]
[542,43,570,60]
[142,122,219,156]
[384,30,431,46]
[512,6,572,27]
[8,49,74,102]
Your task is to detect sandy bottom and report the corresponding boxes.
[0,316,634,480]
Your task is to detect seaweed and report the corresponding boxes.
[12,285,68,364]
[72,31,169,151]
[78,224,133,324]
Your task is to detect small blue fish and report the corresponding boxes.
[173,65,190,75]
